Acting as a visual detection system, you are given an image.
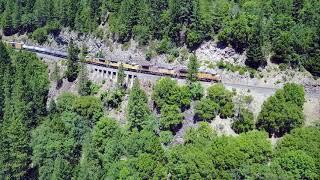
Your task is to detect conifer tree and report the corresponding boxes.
[245,19,266,69]
[0,75,30,178]
[127,79,151,131]
[117,63,126,89]
[66,39,79,82]
[0,117,30,178]
[0,41,11,119]
[1,1,14,36]
[78,59,91,96]
[52,62,62,89]
[51,156,71,180]
[187,54,199,83]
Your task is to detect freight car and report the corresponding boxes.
[23,45,68,58]
[5,41,221,82]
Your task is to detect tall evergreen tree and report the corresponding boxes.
[78,63,91,96]
[187,54,199,83]
[127,79,151,131]
[0,41,11,119]
[0,70,30,179]
[66,39,79,82]
[117,63,126,89]
[1,1,14,35]
[0,116,30,178]
[245,18,266,69]
[52,62,62,89]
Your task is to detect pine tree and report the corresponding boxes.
[66,39,79,82]
[127,79,151,131]
[52,62,62,89]
[0,41,11,120]
[117,63,126,89]
[48,99,57,114]
[0,117,30,178]
[0,74,30,178]
[51,156,71,180]
[1,1,14,36]
[78,63,91,96]
[245,19,266,69]
[187,54,199,83]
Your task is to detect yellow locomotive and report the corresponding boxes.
[5,41,221,82]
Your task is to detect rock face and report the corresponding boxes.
[41,29,248,69]
[195,41,246,65]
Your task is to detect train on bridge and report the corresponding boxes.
[5,41,221,82]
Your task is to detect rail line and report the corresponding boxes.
[7,41,319,97]
[6,41,221,82]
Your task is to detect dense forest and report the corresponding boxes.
[0,41,319,179]
[0,0,319,76]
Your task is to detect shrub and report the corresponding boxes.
[195,98,219,122]
[156,37,171,54]
[239,68,245,75]
[90,83,101,95]
[160,131,173,145]
[45,21,61,36]
[232,109,255,134]
[189,82,204,100]
[279,63,287,71]
[160,104,183,131]
[101,89,125,109]
[256,83,305,137]
[32,27,48,44]
[207,84,235,118]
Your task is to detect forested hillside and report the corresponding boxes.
[0,0,320,76]
[0,41,319,179]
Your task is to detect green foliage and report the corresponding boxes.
[257,83,305,137]
[195,98,219,122]
[78,63,92,96]
[89,83,101,95]
[0,117,30,178]
[187,54,199,83]
[92,117,124,167]
[275,127,320,173]
[56,92,77,112]
[51,62,62,89]
[32,27,48,44]
[1,0,320,76]
[168,130,272,179]
[189,82,204,100]
[127,79,151,131]
[31,112,85,179]
[160,104,183,131]
[66,40,79,82]
[117,63,126,89]
[218,13,257,52]
[0,41,11,119]
[232,108,255,134]
[152,77,191,110]
[207,83,234,118]
[271,150,318,179]
[160,131,173,145]
[156,37,172,54]
[245,17,266,69]
[101,88,125,109]
[184,122,216,145]
[72,96,104,128]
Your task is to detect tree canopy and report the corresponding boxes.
[0,0,319,75]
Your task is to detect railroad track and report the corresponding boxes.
[8,41,319,97]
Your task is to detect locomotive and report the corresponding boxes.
[5,41,221,82]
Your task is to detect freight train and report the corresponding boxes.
[5,41,221,82]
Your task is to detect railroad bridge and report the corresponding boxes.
[87,63,187,88]
[87,64,138,88]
